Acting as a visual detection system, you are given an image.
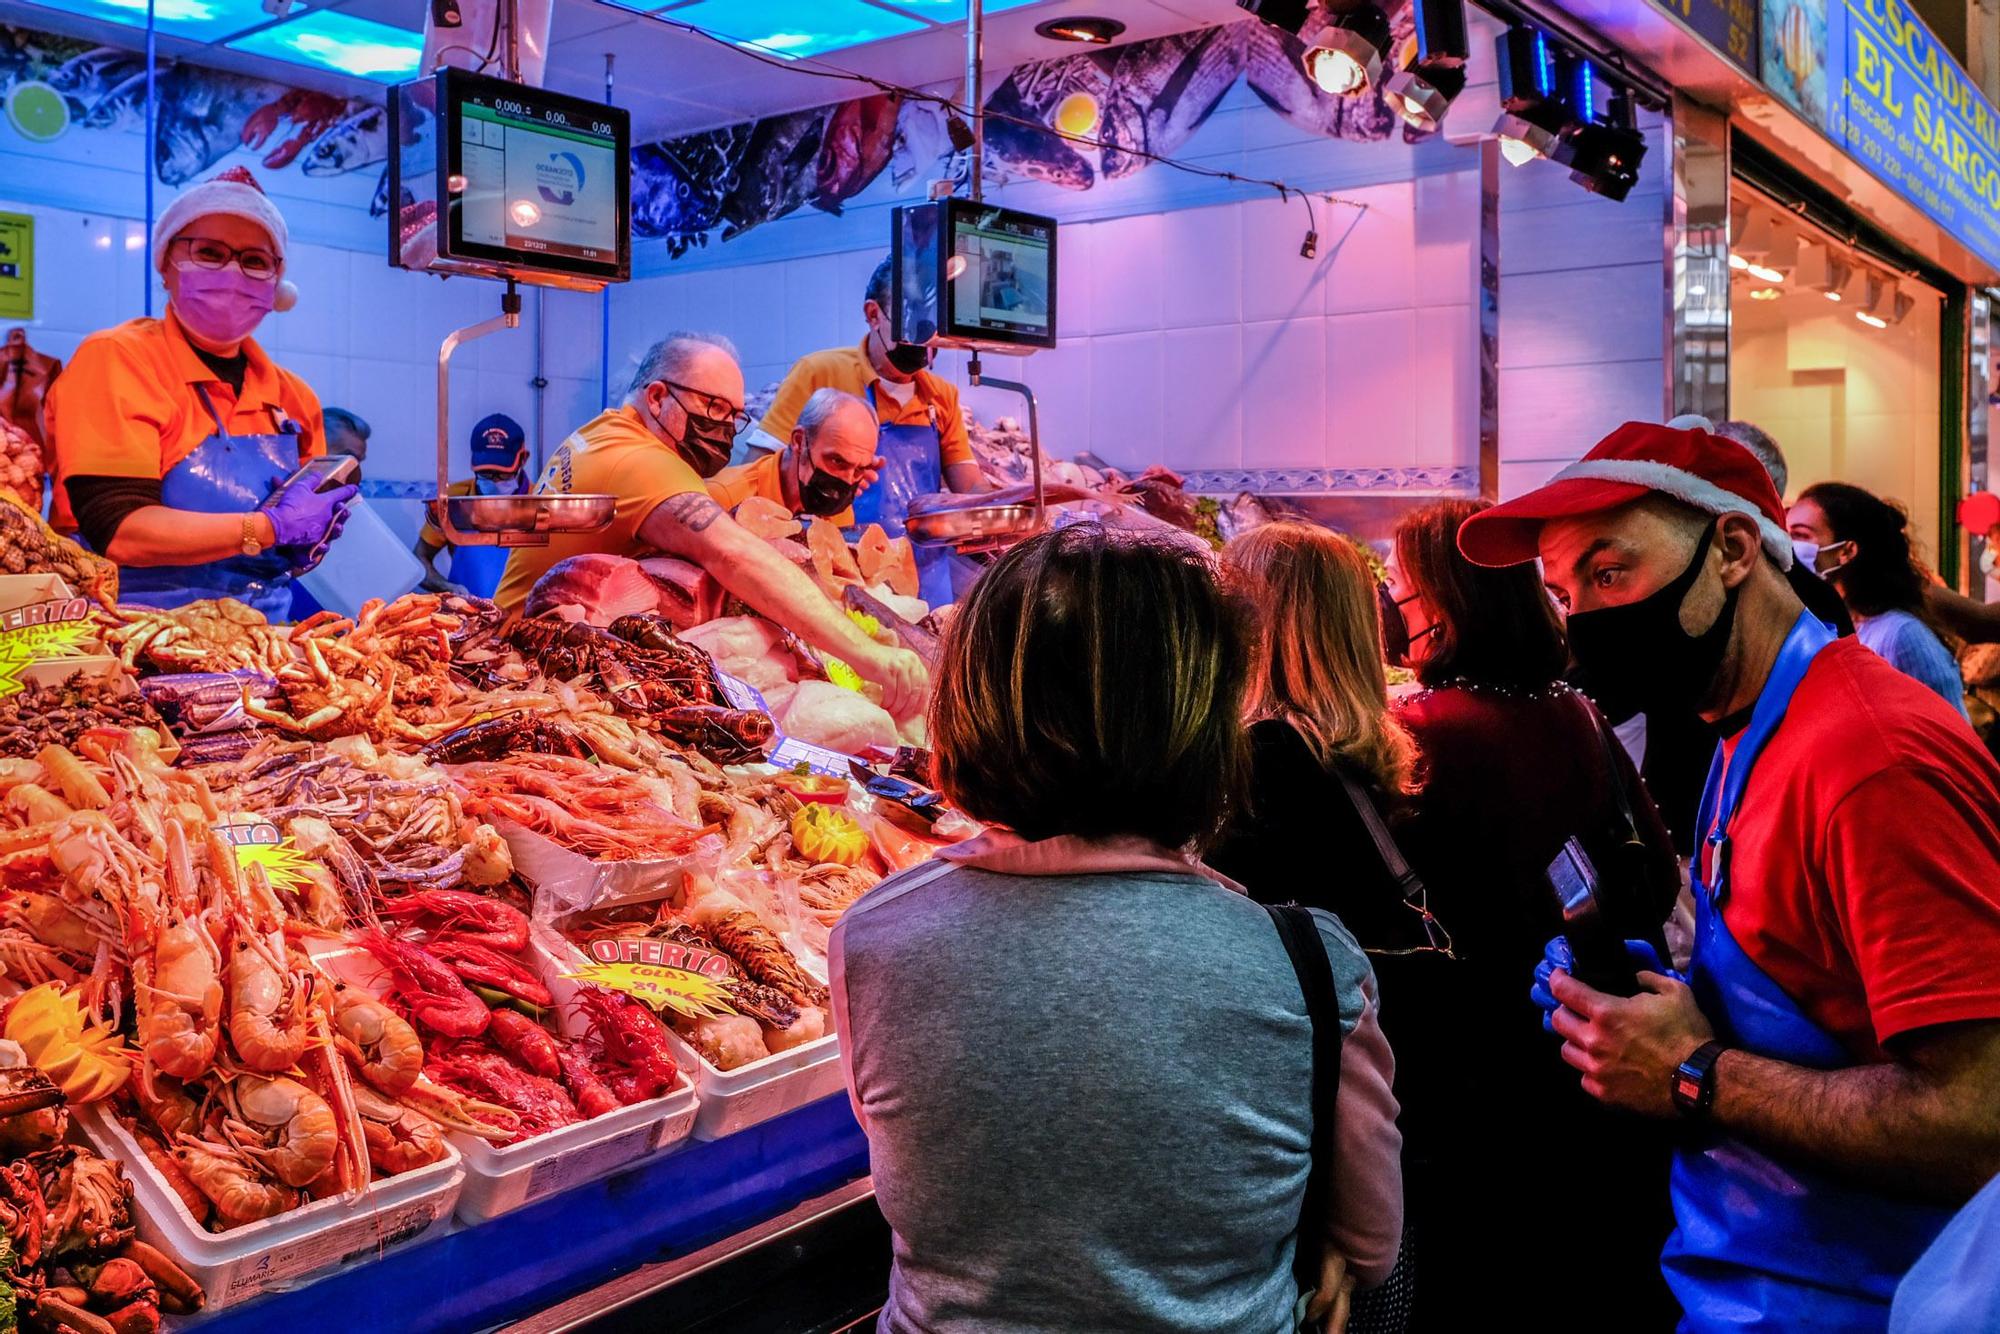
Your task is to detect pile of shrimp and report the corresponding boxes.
[449,754,713,861]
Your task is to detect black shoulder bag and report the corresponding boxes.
[1264,902,1344,1327]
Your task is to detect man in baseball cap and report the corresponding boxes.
[1493,420,2000,1329]
[415,412,529,598]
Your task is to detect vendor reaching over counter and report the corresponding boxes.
[710,388,880,525]
[495,332,929,715]
[760,256,988,605]
[45,168,354,618]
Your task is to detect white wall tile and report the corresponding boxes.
[1413,304,1479,470]
[1326,183,1417,316]
[1086,213,1164,337]
[1499,457,1569,499]
[1498,359,1664,462]
[782,256,847,361]
[1161,326,1244,471]
[1240,193,1333,325]
[722,261,789,369]
[1159,205,1241,331]
[1089,333,1166,463]
[1326,310,1417,468]
[1501,263,1663,370]
[1241,317,1326,470]
[1055,219,1093,340]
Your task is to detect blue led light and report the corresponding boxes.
[1574,60,1596,122]
[1533,30,1554,96]
[22,0,277,43]
[226,10,422,82]
[662,0,929,58]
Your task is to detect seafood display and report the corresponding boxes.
[451,754,712,863]
[0,497,115,606]
[0,674,166,759]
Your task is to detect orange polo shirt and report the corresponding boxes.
[45,309,323,532]
[707,450,855,527]
[493,404,708,614]
[758,338,973,470]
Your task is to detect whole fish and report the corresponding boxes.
[1240,22,1396,143]
[888,96,963,190]
[47,45,140,100]
[981,79,1094,190]
[154,66,292,185]
[301,102,388,176]
[368,166,414,220]
[78,69,149,130]
[629,124,750,254]
[717,106,827,241]
[812,92,898,215]
[1100,26,1246,179]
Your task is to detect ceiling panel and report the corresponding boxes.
[225,7,423,81]
[15,0,282,43]
[660,0,929,60]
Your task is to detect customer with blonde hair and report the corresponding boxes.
[1211,522,1421,952]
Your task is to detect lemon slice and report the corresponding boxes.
[6,82,69,144]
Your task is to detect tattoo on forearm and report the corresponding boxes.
[659,492,725,533]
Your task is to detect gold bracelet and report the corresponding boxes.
[241,513,265,557]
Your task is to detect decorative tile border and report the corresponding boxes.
[1181,467,1479,495]
[359,479,437,501]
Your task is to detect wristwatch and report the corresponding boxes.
[1672,1040,1728,1119]
[241,513,265,558]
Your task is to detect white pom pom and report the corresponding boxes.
[274,279,299,313]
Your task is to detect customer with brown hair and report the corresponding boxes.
[1383,497,1682,1332]
[830,524,1403,1333]
[1211,522,1421,943]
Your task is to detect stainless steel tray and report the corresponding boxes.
[429,493,616,539]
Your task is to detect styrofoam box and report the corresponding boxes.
[544,930,844,1141]
[74,1102,462,1314]
[319,937,700,1224]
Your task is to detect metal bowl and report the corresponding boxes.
[431,493,616,537]
[904,503,1040,547]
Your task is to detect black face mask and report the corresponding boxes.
[798,457,859,516]
[1378,582,1412,667]
[1566,519,1740,720]
[874,324,931,375]
[650,389,734,478]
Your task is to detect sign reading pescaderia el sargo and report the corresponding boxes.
[1660,0,1759,76]
[1832,0,2000,273]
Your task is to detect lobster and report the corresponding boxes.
[378,889,531,953]
[654,706,775,765]
[421,713,593,765]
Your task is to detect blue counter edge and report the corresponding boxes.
[193,1095,870,1334]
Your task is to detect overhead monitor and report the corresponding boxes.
[892,200,1057,353]
[389,67,630,291]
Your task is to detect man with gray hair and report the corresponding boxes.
[496,332,926,713]
[1715,420,1788,499]
[710,387,882,524]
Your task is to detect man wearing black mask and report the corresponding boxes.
[759,256,990,606]
[1459,421,2000,1332]
[711,388,880,524]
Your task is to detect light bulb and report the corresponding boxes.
[1308,48,1368,96]
[509,199,542,228]
[1499,135,1539,166]
[1746,262,1784,283]
[1855,311,1888,328]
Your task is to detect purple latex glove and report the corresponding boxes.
[260,479,357,549]
[279,498,354,577]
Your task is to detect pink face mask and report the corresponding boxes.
[172,261,276,344]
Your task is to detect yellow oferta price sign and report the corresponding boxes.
[565,937,740,1019]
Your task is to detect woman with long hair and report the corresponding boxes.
[831,525,1404,1332]
[1211,523,1421,948]
[1790,482,1967,717]
[1382,497,1682,1332]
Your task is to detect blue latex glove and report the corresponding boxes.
[279,498,353,577]
[261,479,357,550]
[1530,936,1685,1033]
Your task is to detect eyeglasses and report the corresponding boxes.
[170,237,280,281]
[659,381,751,434]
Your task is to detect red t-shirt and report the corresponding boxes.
[1706,638,2000,1058]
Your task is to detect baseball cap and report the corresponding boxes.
[470,413,527,473]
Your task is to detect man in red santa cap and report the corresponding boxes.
[46,167,353,616]
[1464,420,2000,1331]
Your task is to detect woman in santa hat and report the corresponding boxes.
[45,167,354,616]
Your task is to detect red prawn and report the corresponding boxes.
[379,889,531,952]
[485,1008,561,1079]
[357,930,490,1038]
[426,1045,579,1142]
[556,1043,621,1117]
[572,985,677,1097]
[424,934,554,1008]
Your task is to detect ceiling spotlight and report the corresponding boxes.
[1302,5,1395,97]
[1745,261,1785,283]
[1728,252,1751,271]
[1856,273,1896,328]
[1492,26,1568,166]
[1035,16,1126,44]
[1382,0,1469,131]
[1795,242,1852,301]
[1553,85,1647,201]
[1750,287,1782,301]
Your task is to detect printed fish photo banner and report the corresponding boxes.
[0,5,1423,255]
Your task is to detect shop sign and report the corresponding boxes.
[0,213,28,320]
[1663,0,1758,76]
[0,597,92,662]
[215,820,319,894]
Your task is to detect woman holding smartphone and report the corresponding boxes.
[45,168,353,615]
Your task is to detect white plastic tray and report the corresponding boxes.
[319,937,699,1224]
[75,1102,462,1313]
[482,813,704,917]
[543,931,842,1141]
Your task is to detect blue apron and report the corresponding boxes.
[1663,610,1953,1332]
[853,382,953,607]
[119,383,298,620]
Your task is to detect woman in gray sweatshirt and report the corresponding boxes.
[830,525,1404,1333]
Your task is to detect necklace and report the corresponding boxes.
[1403,678,1577,705]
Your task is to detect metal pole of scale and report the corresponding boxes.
[143,0,156,317]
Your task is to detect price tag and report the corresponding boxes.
[768,736,858,778]
[564,937,740,1018]
[0,597,95,663]
[712,670,768,714]
[215,821,318,893]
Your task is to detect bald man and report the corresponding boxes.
[709,387,881,525]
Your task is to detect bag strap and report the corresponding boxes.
[1264,902,1344,1303]
[1575,689,1642,841]
[1333,769,1424,903]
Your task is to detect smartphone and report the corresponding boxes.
[1547,837,1639,996]
[280,455,358,494]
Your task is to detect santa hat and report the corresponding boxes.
[1458,417,1795,570]
[152,167,297,312]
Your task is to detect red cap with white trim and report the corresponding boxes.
[1457,418,1794,570]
